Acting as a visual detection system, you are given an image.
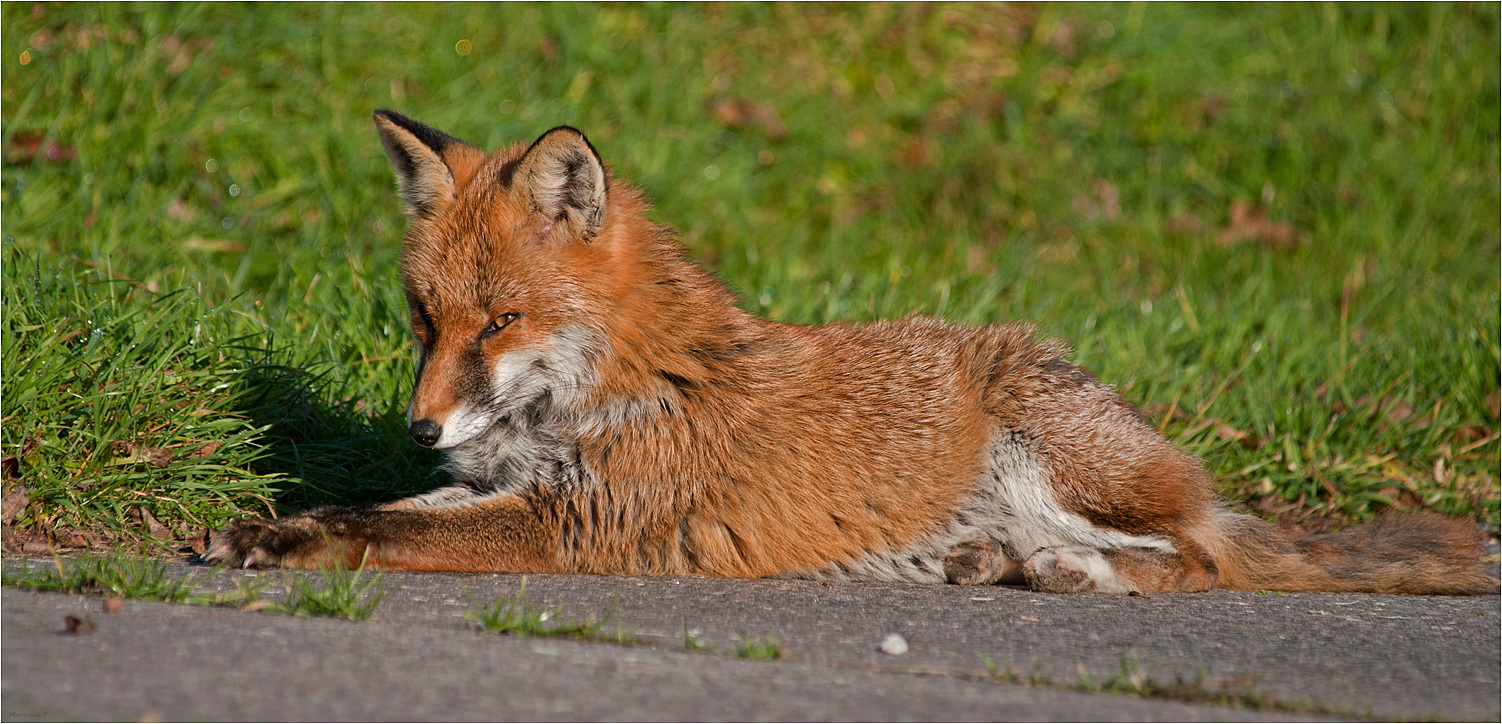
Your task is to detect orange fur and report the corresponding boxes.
[205,113,1497,596]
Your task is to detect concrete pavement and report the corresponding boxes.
[3,558,1497,721]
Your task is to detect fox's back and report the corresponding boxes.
[554,315,1073,578]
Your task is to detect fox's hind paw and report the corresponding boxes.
[1023,547,1112,593]
[943,540,1022,585]
[204,515,340,569]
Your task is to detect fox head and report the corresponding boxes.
[373,110,624,451]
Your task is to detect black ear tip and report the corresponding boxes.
[535,125,589,143]
[373,109,419,130]
[373,111,459,154]
[530,126,602,164]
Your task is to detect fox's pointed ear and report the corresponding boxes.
[373,110,466,218]
[513,126,608,242]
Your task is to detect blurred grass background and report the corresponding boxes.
[2,2,1497,551]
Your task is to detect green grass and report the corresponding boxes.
[2,551,388,618]
[1073,654,1333,715]
[973,652,1341,715]
[275,555,386,620]
[2,3,1497,545]
[2,552,261,606]
[682,619,713,653]
[465,577,635,643]
[734,631,783,660]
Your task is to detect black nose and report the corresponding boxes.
[409,419,442,448]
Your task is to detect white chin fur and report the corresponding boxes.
[434,403,494,449]
[436,327,600,451]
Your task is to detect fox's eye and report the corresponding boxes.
[413,303,436,345]
[480,313,520,339]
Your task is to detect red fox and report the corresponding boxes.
[207,111,1496,595]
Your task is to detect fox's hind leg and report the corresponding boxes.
[943,539,1023,585]
[1022,539,1218,594]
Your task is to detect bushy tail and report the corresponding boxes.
[1206,510,1499,595]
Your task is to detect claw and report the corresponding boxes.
[202,540,226,564]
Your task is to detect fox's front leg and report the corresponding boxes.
[205,494,559,573]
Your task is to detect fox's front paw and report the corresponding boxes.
[1022,547,1110,593]
[204,515,334,569]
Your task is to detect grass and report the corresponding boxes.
[682,619,712,653]
[1,4,1497,546]
[976,652,1344,716]
[465,577,635,643]
[734,631,783,660]
[2,551,261,606]
[1075,654,1339,716]
[276,555,386,620]
[2,550,390,619]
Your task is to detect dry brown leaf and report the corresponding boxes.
[1,491,29,525]
[896,136,931,168]
[5,132,76,165]
[190,527,212,555]
[128,507,173,539]
[0,524,22,553]
[708,98,787,140]
[1214,424,1248,442]
[144,510,171,540]
[64,615,96,635]
[1454,425,1491,446]
[166,199,199,223]
[1093,179,1120,220]
[160,34,213,77]
[1217,201,1299,249]
[1384,399,1416,424]
[1165,212,1209,237]
[1047,18,1077,56]
[113,441,175,469]
[188,442,219,460]
[143,446,174,469]
[537,36,558,60]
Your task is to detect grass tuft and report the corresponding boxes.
[3,553,261,607]
[275,554,386,620]
[974,651,1345,715]
[465,577,635,643]
[682,618,713,653]
[734,630,783,660]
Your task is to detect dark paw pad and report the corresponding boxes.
[944,539,1020,585]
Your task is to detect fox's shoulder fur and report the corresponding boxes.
[207,112,1497,596]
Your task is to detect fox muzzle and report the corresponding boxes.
[409,419,442,448]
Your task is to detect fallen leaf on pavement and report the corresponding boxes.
[64,615,96,635]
